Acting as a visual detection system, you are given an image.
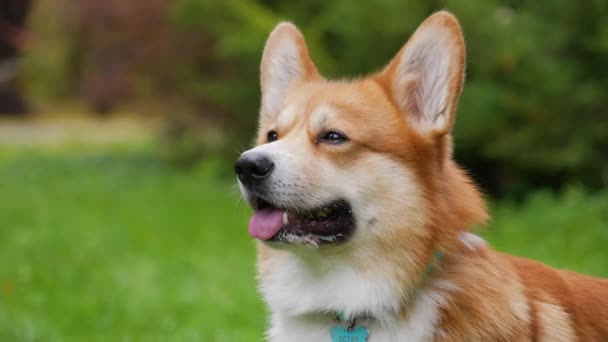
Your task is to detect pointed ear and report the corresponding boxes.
[380,11,465,136]
[260,22,320,118]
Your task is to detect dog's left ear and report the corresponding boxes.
[260,22,320,120]
[379,11,465,137]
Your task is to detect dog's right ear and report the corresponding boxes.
[260,22,320,120]
[378,11,465,138]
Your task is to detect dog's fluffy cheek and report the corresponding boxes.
[330,154,429,241]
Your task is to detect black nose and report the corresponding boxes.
[234,153,274,184]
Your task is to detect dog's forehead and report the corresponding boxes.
[277,80,394,130]
[276,102,344,136]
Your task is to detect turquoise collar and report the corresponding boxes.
[423,251,445,278]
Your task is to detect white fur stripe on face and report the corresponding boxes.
[276,105,298,132]
[308,104,335,134]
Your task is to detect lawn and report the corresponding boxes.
[1,148,606,341]
[0,149,264,341]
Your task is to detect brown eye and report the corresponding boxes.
[319,131,349,144]
[267,130,278,142]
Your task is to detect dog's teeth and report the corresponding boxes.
[283,212,289,225]
[317,235,337,242]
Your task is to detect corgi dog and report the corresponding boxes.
[234,11,608,341]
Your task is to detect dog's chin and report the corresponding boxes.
[247,196,356,248]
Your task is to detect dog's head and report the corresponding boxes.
[236,12,487,257]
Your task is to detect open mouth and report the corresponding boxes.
[248,198,355,247]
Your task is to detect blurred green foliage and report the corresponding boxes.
[168,0,608,195]
[22,1,608,196]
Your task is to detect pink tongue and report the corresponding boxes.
[248,208,285,240]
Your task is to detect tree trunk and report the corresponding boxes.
[0,0,31,115]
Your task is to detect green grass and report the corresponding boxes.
[0,149,606,341]
[0,150,264,341]
[485,187,608,278]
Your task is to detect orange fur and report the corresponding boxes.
[246,11,608,341]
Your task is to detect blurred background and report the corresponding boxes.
[0,0,606,341]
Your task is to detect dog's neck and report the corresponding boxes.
[257,243,447,326]
[332,251,444,324]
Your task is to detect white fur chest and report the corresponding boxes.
[259,254,446,342]
[266,290,445,342]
